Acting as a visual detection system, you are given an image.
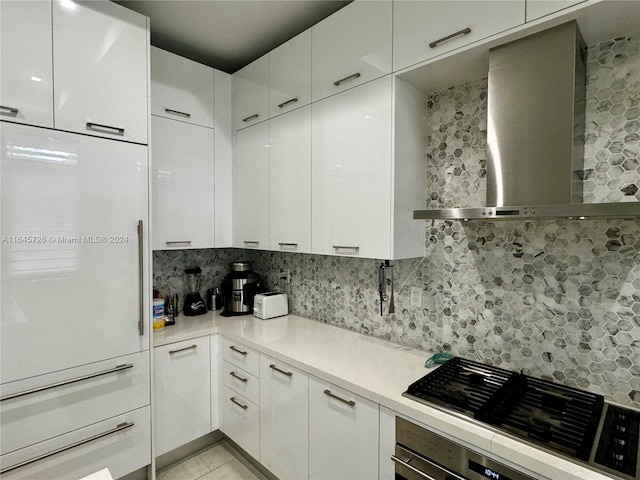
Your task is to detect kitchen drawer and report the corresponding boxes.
[0,350,150,456]
[221,386,260,460]
[222,337,260,377]
[223,361,260,405]
[0,405,151,480]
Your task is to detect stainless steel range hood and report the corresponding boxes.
[414,21,640,221]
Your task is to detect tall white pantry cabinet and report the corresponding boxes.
[0,1,152,478]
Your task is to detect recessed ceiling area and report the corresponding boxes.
[113,0,352,73]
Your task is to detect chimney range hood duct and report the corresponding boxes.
[414,21,640,221]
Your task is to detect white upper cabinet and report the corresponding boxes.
[269,106,312,253]
[526,0,586,21]
[52,0,149,144]
[311,1,392,102]
[235,122,270,249]
[393,0,525,72]
[151,47,215,128]
[312,75,425,260]
[235,54,269,129]
[312,77,392,258]
[151,116,215,250]
[0,0,53,128]
[268,30,311,118]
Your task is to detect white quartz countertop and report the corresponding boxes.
[153,312,614,480]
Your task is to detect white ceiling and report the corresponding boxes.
[113,0,352,73]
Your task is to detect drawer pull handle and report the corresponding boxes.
[333,245,359,253]
[86,122,125,136]
[0,105,19,116]
[324,389,355,407]
[230,397,248,410]
[229,345,248,356]
[230,371,248,383]
[429,27,472,48]
[165,240,192,246]
[269,364,293,377]
[165,108,191,118]
[391,453,466,480]
[242,114,259,123]
[169,344,197,355]
[243,240,259,246]
[137,220,144,336]
[333,72,361,86]
[0,364,134,402]
[0,421,135,474]
[278,98,299,109]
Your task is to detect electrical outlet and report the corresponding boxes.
[410,287,422,307]
[280,270,291,283]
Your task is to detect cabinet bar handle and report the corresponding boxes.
[429,27,472,48]
[333,72,361,86]
[269,364,293,377]
[0,105,19,116]
[391,454,466,480]
[229,345,248,356]
[164,108,191,118]
[333,245,359,252]
[230,371,248,383]
[0,364,133,402]
[242,114,259,123]
[169,344,197,355]
[243,240,259,246]
[0,422,134,474]
[86,122,125,136]
[323,389,355,406]
[165,240,192,245]
[278,98,298,109]
[230,397,248,410]
[137,220,144,336]
[278,242,298,247]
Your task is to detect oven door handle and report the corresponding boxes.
[391,454,466,480]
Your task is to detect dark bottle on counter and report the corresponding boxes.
[214,287,223,310]
[206,288,214,311]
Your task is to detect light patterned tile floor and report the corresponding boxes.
[157,441,264,480]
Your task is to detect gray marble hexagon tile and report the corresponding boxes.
[583,32,640,203]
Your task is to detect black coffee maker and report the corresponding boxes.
[183,267,207,316]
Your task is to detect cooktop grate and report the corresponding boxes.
[404,357,605,462]
[405,357,515,416]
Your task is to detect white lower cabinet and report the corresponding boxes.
[154,336,212,457]
[259,355,309,480]
[0,405,150,480]
[309,376,379,480]
[221,386,260,460]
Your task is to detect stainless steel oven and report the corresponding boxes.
[394,417,535,480]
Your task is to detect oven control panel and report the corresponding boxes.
[595,404,640,479]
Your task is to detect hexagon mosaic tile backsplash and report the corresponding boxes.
[154,33,640,408]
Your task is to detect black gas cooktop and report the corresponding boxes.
[404,357,640,480]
